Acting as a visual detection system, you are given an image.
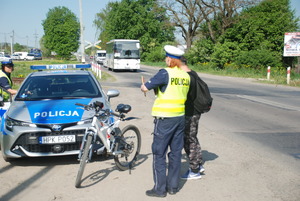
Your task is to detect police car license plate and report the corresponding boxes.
[39,135,76,144]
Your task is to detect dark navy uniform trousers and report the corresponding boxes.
[152,115,185,195]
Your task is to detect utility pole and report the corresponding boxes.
[26,36,29,50]
[33,31,38,49]
[10,30,14,55]
[79,0,85,63]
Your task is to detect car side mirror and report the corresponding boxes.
[107,89,120,102]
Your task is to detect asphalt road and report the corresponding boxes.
[102,64,300,171]
[0,64,299,201]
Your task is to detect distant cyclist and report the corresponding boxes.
[0,60,17,100]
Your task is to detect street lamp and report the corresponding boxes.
[79,0,85,63]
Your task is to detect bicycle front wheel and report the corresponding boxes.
[75,134,93,188]
[114,125,141,171]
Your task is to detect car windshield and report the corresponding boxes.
[15,74,102,100]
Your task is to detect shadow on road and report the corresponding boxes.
[0,166,54,201]
[179,149,219,191]
[75,153,150,188]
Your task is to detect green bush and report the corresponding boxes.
[211,42,241,68]
[185,39,214,65]
[143,45,165,62]
[234,49,281,69]
[142,41,176,62]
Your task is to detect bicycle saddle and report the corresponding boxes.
[116,104,131,113]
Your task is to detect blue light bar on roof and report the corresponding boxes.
[30,64,91,70]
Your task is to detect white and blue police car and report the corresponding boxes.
[0,64,119,162]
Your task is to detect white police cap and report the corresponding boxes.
[164,45,184,59]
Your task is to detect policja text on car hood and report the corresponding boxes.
[7,99,94,124]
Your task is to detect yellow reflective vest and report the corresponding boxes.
[152,67,190,117]
[0,71,13,101]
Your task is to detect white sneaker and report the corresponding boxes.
[199,165,205,174]
[181,169,201,180]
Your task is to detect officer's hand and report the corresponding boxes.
[8,89,17,95]
[141,84,148,93]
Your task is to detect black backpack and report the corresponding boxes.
[192,72,213,113]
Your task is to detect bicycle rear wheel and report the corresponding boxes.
[75,134,93,188]
[114,125,141,171]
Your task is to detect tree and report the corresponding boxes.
[94,0,175,60]
[39,36,52,58]
[198,0,259,43]
[189,0,299,68]
[1,43,10,54]
[224,0,299,67]
[186,38,214,64]
[42,6,80,59]
[161,0,258,50]
[94,3,111,50]
[161,0,206,50]
[13,43,27,52]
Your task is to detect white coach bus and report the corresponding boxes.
[105,39,140,72]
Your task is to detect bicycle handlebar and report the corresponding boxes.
[75,102,123,118]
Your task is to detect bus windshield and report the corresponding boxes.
[113,41,140,59]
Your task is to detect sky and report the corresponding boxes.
[0,0,116,49]
[0,0,300,51]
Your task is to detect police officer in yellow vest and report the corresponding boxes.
[0,61,17,101]
[141,45,190,197]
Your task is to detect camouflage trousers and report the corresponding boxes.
[184,114,203,172]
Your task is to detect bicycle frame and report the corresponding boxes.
[78,111,123,161]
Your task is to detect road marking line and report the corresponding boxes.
[141,72,153,76]
[237,95,300,111]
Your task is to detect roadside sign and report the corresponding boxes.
[85,40,101,50]
[283,32,300,57]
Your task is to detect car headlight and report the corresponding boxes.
[5,117,37,131]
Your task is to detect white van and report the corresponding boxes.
[14,52,28,60]
[95,50,106,65]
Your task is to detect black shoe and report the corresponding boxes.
[146,189,167,198]
[168,189,178,195]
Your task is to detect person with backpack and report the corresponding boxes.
[141,45,190,197]
[180,56,208,180]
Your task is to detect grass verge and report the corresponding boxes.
[142,62,300,87]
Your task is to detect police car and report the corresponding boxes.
[0,64,119,162]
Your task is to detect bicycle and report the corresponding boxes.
[74,101,141,188]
